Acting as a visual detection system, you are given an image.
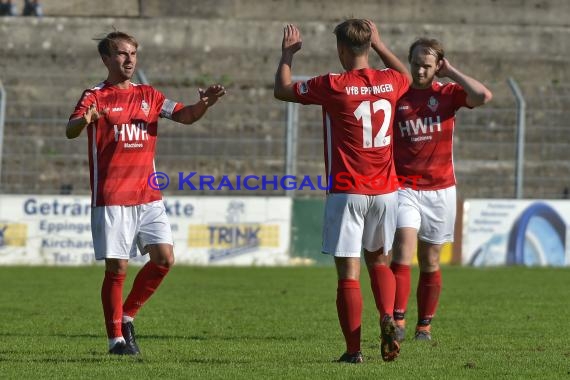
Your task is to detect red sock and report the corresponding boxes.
[336,279,362,354]
[369,264,396,319]
[123,261,170,318]
[101,271,126,339]
[417,270,442,325]
[390,262,411,321]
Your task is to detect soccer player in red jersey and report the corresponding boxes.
[274,20,411,363]
[390,38,492,341]
[66,31,225,355]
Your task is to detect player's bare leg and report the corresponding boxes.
[364,248,399,361]
[122,244,175,354]
[391,227,418,341]
[103,258,133,354]
[334,257,364,363]
[415,241,443,341]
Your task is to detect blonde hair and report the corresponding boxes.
[96,31,138,57]
[333,19,371,56]
[408,38,444,63]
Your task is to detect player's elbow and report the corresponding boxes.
[483,89,493,104]
[65,126,78,139]
[478,86,493,105]
[274,84,295,102]
[468,89,493,108]
[274,85,285,100]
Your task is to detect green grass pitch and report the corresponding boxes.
[0,265,568,379]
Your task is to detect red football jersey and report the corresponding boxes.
[393,81,469,190]
[69,81,183,206]
[294,68,409,194]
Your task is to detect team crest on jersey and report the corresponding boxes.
[299,81,309,94]
[141,99,150,116]
[427,96,439,112]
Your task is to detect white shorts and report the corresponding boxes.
[322,192,398,257]
[91,200,173,261]
[396,186,456,244]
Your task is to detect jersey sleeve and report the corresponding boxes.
[69,90,96,120]
[149,86,184,119]
[447,82,471,110]
[293,75,330,105]
[385,68,411,99]
[160,99,185,119]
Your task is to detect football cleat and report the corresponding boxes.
[414,325,432,341]
[394,320,406,343]
[108,341,138,355]
[122,322,141,354]
[380,315,400,361]
[336,351,364,364]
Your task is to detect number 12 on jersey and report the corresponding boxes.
[353,99,392,149]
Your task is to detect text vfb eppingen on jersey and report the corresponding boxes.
[344,83,395,96]
[147,172,423,192]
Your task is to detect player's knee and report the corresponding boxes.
[394,240,416,262]
[418,254,439,271]
[419,262,439,272]
[427,251,441,268]
[334,257,360,279]
[155,253,174,268]
[393,243,415,264]
[164,254,175,268]
[369,253,391,266]
[105,258,128,274]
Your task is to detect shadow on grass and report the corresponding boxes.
[0,332,100,339]
[142,334,300,342]
[0,353,252,365]
[0,355,144,363]
[0,332,299,342]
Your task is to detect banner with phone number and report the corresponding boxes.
[0,195,291,266]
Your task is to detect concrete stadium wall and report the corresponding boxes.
[1,16,569,87]
[13,0,140,17]
[24,0,570,26]
[2,16,568,57]
[145,0,570,26]
[1,1,569,199]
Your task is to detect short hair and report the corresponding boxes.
[408,38,445,63]
[333,19,371,56]
[96,31,138,57]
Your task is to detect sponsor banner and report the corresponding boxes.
[0,196,94,266]
[462,199,570,267]
[0,196,291,266]
[177,197,291,265]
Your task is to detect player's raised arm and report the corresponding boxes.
[274,24,303,102]
[171,84,226,124]
[366,20,412,83]
[437,58,493,107]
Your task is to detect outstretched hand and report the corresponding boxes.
[199,84,226,107]
[282,24,302,55]
[83,104,108,124]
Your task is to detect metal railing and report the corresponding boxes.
[0,73,568,199]
[508,78,526,199]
